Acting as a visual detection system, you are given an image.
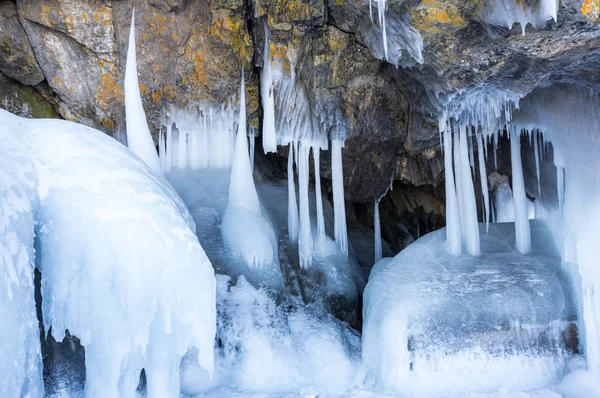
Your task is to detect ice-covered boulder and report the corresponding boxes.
[362,221,576,395]
[0,109,216,398]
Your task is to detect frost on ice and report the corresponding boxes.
[0,114,43,398]
[0,109,216,397]
[363,222,576,395]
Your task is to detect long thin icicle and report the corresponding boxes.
[443,126,462,256]
[476,132,490,232]
[458,125,481,256]
[261,20,277,153]
[332,138,348,255]
[510,128,531,255]
[287,144,299,243]
[313,146,326,245]
[124,9,162,175]
[374,172,394,263]
[298,143,313,267]
[533,130,542,199]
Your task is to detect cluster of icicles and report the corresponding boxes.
[152,31,350,270]
[439,106,553,258]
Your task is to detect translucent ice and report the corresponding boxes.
[0,109,216,397]
[124,10,162,175]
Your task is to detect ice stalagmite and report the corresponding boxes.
[444,127,462,256]
[313,146,326,245]
[288,144,299,242]
[332,139,348,255]
[124,9,162,175]
[510,129,531,254]
[261,21,277,153]
[222,72,278,268]
[476,132,490,230]
[458,125,480,256]
[298,143,313,267]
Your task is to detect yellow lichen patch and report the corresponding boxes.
[163,85,176,100]
[270,0,310,24]
[102,119,115,131]
[139,84,151,96]
[152,91,162,104]
[209,9,252,61]
[95,73,123,110]
[412,0,468,36]
[582,0,600,18]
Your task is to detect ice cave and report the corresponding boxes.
[2,0,600,397]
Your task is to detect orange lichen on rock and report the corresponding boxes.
[582,0,600,18]
[412,0,468,36]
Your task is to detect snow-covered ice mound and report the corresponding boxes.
[363,221,577,395]
[0,110,216,397]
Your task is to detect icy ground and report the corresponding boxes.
[167,169,599,398]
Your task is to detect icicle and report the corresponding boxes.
[298,143,313,268]
[378,0,388,61]
[159,128,165,172]
[510,128,531,255]
[369,0,373,22]
[287,144,299,243]
[493,132,498,170]
[331,138,348,255]
[188,123,199,170]
[477,133,490,232]
[458,125,481,256]
[533,129,542,199]
[313,146,326,245]
[468,130,475,176]
[124,9,162,175]
[454,126,466,246]
[557,165,565,214]
[249,127,255,172]
[177,127,188,169]
[261,21,277,153]
[374,199,382,263]
[444,127,462,256]
[374,172,393,263]
[166,123,173,171]
[199,113,209,169]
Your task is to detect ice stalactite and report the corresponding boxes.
[443,124,462,256]
[124,9,162,175]
[510,128,531,255]
[159,105,236,171]
[165,123,173,172]
[483,0,558,35]
[374,174,393,264]
[177,128,188,169]
[557,165,565,214]
[249,127,256,172]
[313,146,326,245]
[332,138,348,255]
[476,132,490,231]
[533,129,542,199]
[159,129,166,170]
[261,20,277,154]
[222,73,278,269]
[458,126,481,256]
[287,143,299,243]
[298,143,313,268]
[377,0,388,62]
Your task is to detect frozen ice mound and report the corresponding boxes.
[0,110,216,397]
[363,220,577,395]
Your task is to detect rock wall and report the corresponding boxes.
[1,0,599,253]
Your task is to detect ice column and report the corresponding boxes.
[476,132,490,230]
[165,123,173,172]
[124,9,162,175]
[443,126,462,256]
[261,21,277,153]
[374,199,382,263]
[332,138,348,255]
[298,143,313,267]
[287,144,299,242]
[177,128,188,169]
[313,146,326,245]
[458,125,481,256]
[510,128,531,254]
